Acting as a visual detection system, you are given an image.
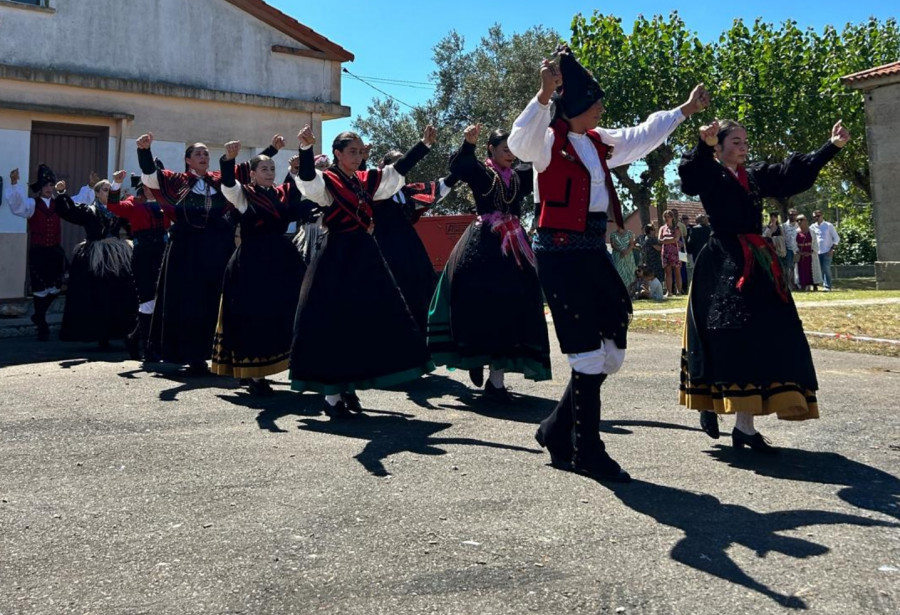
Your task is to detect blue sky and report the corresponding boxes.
[267,0,897,147]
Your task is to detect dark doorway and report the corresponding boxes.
[28,121,109,293]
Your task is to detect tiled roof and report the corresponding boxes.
[842,61,900,87]
[224,0,354,62]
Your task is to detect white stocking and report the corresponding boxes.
[734,411,757,435]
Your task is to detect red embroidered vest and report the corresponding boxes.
[536,119,624,233]
[321,168,382,233]
[28,198,61,247]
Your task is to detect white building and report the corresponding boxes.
[0,0,352,299]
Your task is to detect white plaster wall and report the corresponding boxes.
[0,0,338,103]
[0,128,31,298]
[0,128,30,234]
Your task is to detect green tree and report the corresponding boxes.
[712,17,900,216]
[570,12,715,226]
[353,25,561,214]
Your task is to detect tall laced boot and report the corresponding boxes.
[571,371,631,483]
[534,375,576,470]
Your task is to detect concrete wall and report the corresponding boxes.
[0,0,339,104]
[863,82,900,288]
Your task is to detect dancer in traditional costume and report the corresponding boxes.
[373,150,458,333]
[3,165,81,340]
[53,178,137,347]
[679,119,849,452]
[136,134,282,374]
[212,139,316,395]
[507,46,708,481]
[107,168,174,359]
[287,153,328,265]
[290,125,436,418]
[427,125,551,400]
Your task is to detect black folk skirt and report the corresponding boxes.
[289,230,434,394]
[679,236,819,419]
[427,221,551,381]
[59,239,137,342]
[29,244,67,294]
[373,216,437,333]
[148,223,235,365]
[211,234,306,379]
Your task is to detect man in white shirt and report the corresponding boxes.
[810,209,839,290]
[507,46,708,482]
[782,208,799,289]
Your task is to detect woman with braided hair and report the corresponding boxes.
[679,118,850,452]
[427,124,552,401]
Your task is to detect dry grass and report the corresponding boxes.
[630,304,900,358]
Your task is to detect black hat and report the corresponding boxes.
[553,45,605,119]
[29,163,56,193]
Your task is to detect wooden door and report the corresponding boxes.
[28,122,109,292]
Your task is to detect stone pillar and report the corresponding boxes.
[867,86,900,289]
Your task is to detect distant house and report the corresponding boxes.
[619,201,707,236]
[0,0,352,300]
[842,61,900,289]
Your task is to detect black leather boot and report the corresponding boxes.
[571,371,631,483]
[535,376,574,470]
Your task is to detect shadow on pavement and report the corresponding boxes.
[601,419,703,435]
[116,363,240,401]
[297,412,542,477]
[706,445,900,521]
[609,479,899,610]
[215,388,323,433]
[0,336,135,369]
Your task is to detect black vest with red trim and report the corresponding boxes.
[321,167,382,233]
[536,119,624,233]
[28,197,62,247]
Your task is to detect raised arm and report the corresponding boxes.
[678,122,722,197]
[296,126,333,208]
[4,169,35,218]
[507,59,560,172]
[375,125,435,201]
[751,121,848,198]
[219,141,250,214]
[602,84,708,168]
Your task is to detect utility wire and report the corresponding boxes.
[341,68,420,110]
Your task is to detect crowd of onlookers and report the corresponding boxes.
[611,206,841,301]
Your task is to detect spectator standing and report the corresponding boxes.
[639,223,665,282]
[810,209,839,291]
[610,225,637,289]
[782,208,799,289]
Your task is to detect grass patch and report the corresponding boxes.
[631,304,900,358]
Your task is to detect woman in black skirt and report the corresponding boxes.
[212,138,316,395]
[290,125,436,417]
[136,134,284,374]
[678,118,850,452]
[372,150,458,333]
[53,178,137,349]
[427,124,552,400]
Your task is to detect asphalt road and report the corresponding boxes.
[1,333,898,614]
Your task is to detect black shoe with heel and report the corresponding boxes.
[732,429,778,454]
[699,411,720,439]
[341,392,363,413]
